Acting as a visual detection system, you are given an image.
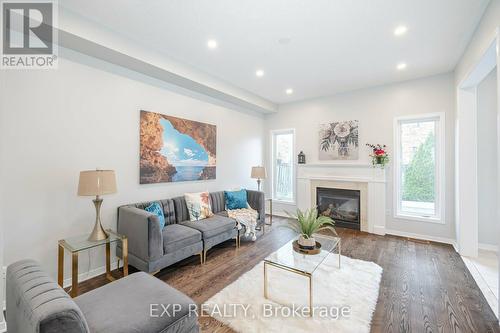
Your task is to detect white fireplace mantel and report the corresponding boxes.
[296,163,387,235]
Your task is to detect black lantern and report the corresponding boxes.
[298,151,306,164]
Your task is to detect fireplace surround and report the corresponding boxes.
[296,163,386,235]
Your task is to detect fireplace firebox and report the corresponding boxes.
[316,187,360,230]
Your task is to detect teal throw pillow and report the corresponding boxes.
[225,189,248,210]
[145,202,166,229]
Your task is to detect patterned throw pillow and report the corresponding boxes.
[144,202,166,229]
[184,192,214,221]
[224,189,248,210]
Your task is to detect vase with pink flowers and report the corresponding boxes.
[366,143,389,168]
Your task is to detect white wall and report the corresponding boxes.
[477,68,498,247]
[0,47,264,281]
[264,73,456,240]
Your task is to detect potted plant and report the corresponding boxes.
[366,143,389,168]
[285,208,336,248]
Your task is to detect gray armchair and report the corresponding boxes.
[6,259,199,333]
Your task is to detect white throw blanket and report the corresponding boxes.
[228,208,258,241]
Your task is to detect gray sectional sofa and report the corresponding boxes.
[117,190,265,273]
[6,259,199,333]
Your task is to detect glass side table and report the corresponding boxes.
[58,229,128,297]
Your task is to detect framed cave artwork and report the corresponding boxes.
[140,110,216,184]
[319,120,359,160]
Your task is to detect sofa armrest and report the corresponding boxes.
[246,190,265,225]
[117,207,163,262]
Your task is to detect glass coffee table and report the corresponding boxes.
[264,233,341,315]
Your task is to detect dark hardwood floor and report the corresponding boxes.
[78,217,499,332]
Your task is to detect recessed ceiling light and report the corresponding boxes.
[394,25,408,36]
[255,69,265,77]
[397,62,407,70]
[285,88,293,95]
[207,39,217,49]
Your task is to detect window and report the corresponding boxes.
[394,113,445,222]
[272,129,295,202]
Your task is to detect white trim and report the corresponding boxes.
[478,243,499,252]
[458,33,499,88]
[385,229,456,247]
[393,112,446,224]
[393,213,443,224]
[270,128,296,204]
[455,31,499,258]
[297,163,374,168]
[62,261,120,288]
[297,176,386,183]
[266,211,290,218]
[270,199,296,205]
[372,226,386,235]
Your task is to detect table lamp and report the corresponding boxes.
[78,169,117,241]
[251,166,267,191]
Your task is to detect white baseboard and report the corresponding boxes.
[478,243,498,252]
[372,225,386,235]
[266,210,289,218]
[62,260,120,288]
[385,229,457,247]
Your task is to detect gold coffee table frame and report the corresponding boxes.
[263,233,341,316]
[57,229,128,297]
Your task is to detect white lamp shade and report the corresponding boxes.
[251,166,267,179]
[78,170,117,196]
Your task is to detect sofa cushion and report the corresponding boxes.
[159,199,177,225]
[172,196,189,223]
[121,199,177,226]
[75,272,198,333]
[162,224,202,254]
[216,211,229,218]
[209,191,226,213]
[180,215,236,238]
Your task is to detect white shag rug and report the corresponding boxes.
[203,254,383,333]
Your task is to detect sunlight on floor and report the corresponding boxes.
[462,250,498,318]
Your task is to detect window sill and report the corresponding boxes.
[394,213,444,224]
[271,199,296,205]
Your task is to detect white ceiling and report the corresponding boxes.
[60,0,489,104]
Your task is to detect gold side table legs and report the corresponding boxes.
[57,244,64,286]
[116,240,130,274]
[122,238,129,276]
[57,235,129,298]
[71,252,79,297]
[57,244,79,298]
[263,261,313,317]
[105,242,115,282]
